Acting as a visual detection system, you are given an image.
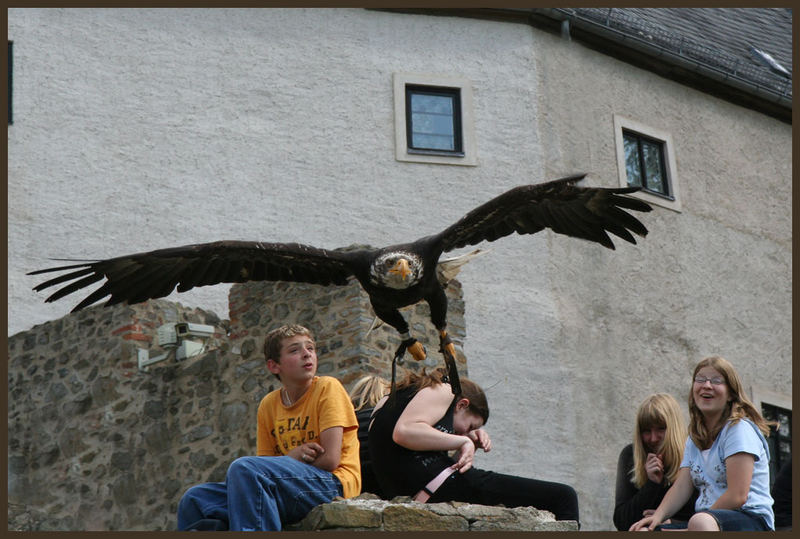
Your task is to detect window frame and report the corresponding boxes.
[613,115,681,212]
[623,130,670,199]
[405,84,463,156]
[393,72,477,166]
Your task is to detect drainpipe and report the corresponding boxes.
[560,19,571,42]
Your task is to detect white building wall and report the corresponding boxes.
[8,8,791,530]
[529,26,792,527]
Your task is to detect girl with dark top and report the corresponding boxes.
[368,368,579,524]
[614,393,697,530]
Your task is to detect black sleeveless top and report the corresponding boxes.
[367,384,457,498]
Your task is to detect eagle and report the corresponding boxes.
[29,173,652,392]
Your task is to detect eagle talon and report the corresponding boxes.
[395,337,426,363]
[438,330,456,359]
[407,340,427,362]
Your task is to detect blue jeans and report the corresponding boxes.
[701,509,771,531]
[655,509,770,532]
[177,455,343,531]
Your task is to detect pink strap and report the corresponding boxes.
[412,466,455,503]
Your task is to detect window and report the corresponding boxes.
[393,73,476,166]
[623,131,669,198]
[750,385,791,490]
[7,41,12,125]
[762,403,791,489]
[613,115,680,211]
[406,85,462,155]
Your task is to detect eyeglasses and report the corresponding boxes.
[694,376,725,386]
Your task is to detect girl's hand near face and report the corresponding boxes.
[645,453,664,484]
[468,428,492,452]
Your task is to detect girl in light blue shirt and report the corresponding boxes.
[630,356,776,531]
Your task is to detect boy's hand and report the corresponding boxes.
[289,442,325,464]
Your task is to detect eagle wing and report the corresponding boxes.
[432,173,652,253]
[28,240,356,312]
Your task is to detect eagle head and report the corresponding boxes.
[369,251,423,289]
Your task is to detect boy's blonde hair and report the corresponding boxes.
[688,355,774,449]
[263,324,314,365]
[631,393,686,488]
[349,375,390,411]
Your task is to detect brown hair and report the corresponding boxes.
[688,356,774,449]
[263,324,314,380]
[397,367,489,424]
[631,393,686,488]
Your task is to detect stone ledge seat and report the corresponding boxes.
[285,492,579,531]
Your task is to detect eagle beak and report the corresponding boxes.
[389,258,411,280]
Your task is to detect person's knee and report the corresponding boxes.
[177,484,206,527]
[688,512,719,531]
[554,483,578,509]
[226,456,260,482]
[179,484,203,507]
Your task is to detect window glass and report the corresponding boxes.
[623,130,669,197]
[411,93,453,115]
[642,140,665,194]
[623,134,642,188]
[406,86,461,153]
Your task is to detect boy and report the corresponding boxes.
[177,324,360,531]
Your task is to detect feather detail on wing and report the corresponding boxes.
[436,248,489,285]
[28,241,356,312]
[433,173,652,253]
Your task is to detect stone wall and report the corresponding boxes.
[7,279,466,531]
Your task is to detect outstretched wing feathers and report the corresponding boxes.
[29,174,653,315]
[31,266,96,292]
[39,272,105,304]
[433,174,651,253]
[29,241,356,311]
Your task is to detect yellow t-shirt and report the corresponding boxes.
[256,375,361,498]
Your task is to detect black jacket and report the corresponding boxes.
[613,443,697,530]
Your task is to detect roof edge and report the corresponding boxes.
[373,8,791,124]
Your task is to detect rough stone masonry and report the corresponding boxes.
[8,279,479,531]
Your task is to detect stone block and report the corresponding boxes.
[294,500,383,530]
[383,504,469,531]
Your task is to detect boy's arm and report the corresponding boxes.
[307,377,357,472]
[311,426,344,472]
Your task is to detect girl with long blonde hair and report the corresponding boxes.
[613,393,696,530]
